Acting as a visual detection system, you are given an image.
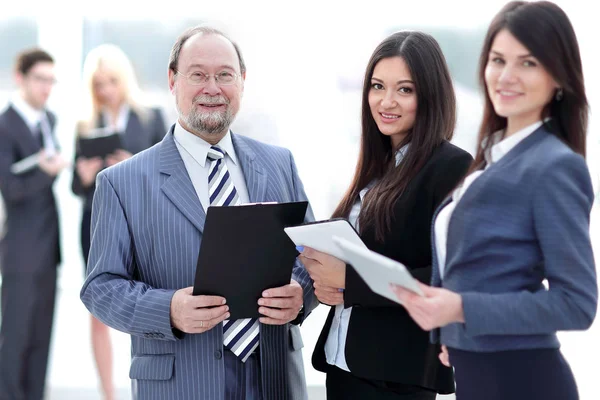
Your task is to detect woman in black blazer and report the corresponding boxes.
[299,31,473,399]
[71,44,165,400]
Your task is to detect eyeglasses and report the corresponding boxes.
[28,74,57,86]
[176,70,239,86]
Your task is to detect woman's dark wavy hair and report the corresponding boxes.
[332,31,456,241]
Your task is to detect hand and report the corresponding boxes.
[106,149,132,166]
[258,279,303,325]
[439,345,451,367]
[391,282,465,331]
[76,157,103,187]
[38,151,68,176]
[298,246,346,289]
[170,287,229,334]
[313,282,344,306]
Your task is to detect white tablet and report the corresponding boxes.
[284,219,367,262]
[333,236,424,301]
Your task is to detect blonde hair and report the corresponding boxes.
[78,44,147,135]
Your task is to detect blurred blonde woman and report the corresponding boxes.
[71,43,166,400]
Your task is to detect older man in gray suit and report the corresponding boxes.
[80,26,316,400]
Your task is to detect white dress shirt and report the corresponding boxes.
[101,103,130,133]
[324,145,409,372]
[172,122,250,210]
[435,120,544,279]
[11,94,56,155]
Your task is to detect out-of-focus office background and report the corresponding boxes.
[0,1,598,398]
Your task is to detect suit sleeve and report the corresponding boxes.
[460,154,597,336]
[80,172,179,341]
[71,137,97,197]
[0,125,55,205]
[288,150,319,323]
[345,149,473,308]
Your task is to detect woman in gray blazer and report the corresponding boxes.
[392,2,596,400]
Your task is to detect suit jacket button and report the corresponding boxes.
[214,350,223,360]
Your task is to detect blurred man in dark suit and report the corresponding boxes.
[0,48,67,400]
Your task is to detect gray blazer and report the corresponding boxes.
[431,124,597,352]
[80,127,316,400]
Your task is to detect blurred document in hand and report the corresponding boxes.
[78,129,123,159]
[333,236,424,302]
[10,153,41,175]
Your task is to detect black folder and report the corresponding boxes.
[78,132,123,159]
[193,201,308,319]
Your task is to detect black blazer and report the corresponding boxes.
[71,107,166,210]
[0,105,61,274]
[312,140,473,394]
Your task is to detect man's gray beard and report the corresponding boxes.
[181,106,233,136]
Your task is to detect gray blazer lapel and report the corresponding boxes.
[159,130,206,233]
[232,133,268,202]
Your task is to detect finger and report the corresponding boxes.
[300,246,318,259]
[313,283,340,293]
[418,282,438,297]
[194,305,229,321]
[258,306,289,320]
[199,310,231,331]
[315,287,342,301]
[193,295,227,308]
[439,350,451,367]
[258,316,288,325]
[262,284,301,298]
[299,255,321,269]
[258,297,297,309]
[316,292,343,306]
[181,287,194,295]
[390,284,412,303]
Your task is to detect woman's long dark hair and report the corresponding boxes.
[472,0,588,173]
[332,31,456,241]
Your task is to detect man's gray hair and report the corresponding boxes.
[168,26,246,74]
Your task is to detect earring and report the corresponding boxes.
[555,88,564,101]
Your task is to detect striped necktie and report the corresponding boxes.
[207,145,260,362]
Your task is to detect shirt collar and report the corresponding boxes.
[395,143,410,167]
[173,122,238,167]
[11,93,44,129]
[359,143,410,200]
[485,120,544,164]
[101,103,130,132]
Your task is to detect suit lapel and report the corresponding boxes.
[7,106,39,156]
[159,129,206,233]
[232,133,267,202]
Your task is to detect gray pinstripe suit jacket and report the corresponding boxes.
[80,127,316,400]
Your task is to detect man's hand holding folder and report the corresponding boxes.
[257,279,303,325]
[170,279,304,334]
[192,201,308,322]
[170,287,230,334]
